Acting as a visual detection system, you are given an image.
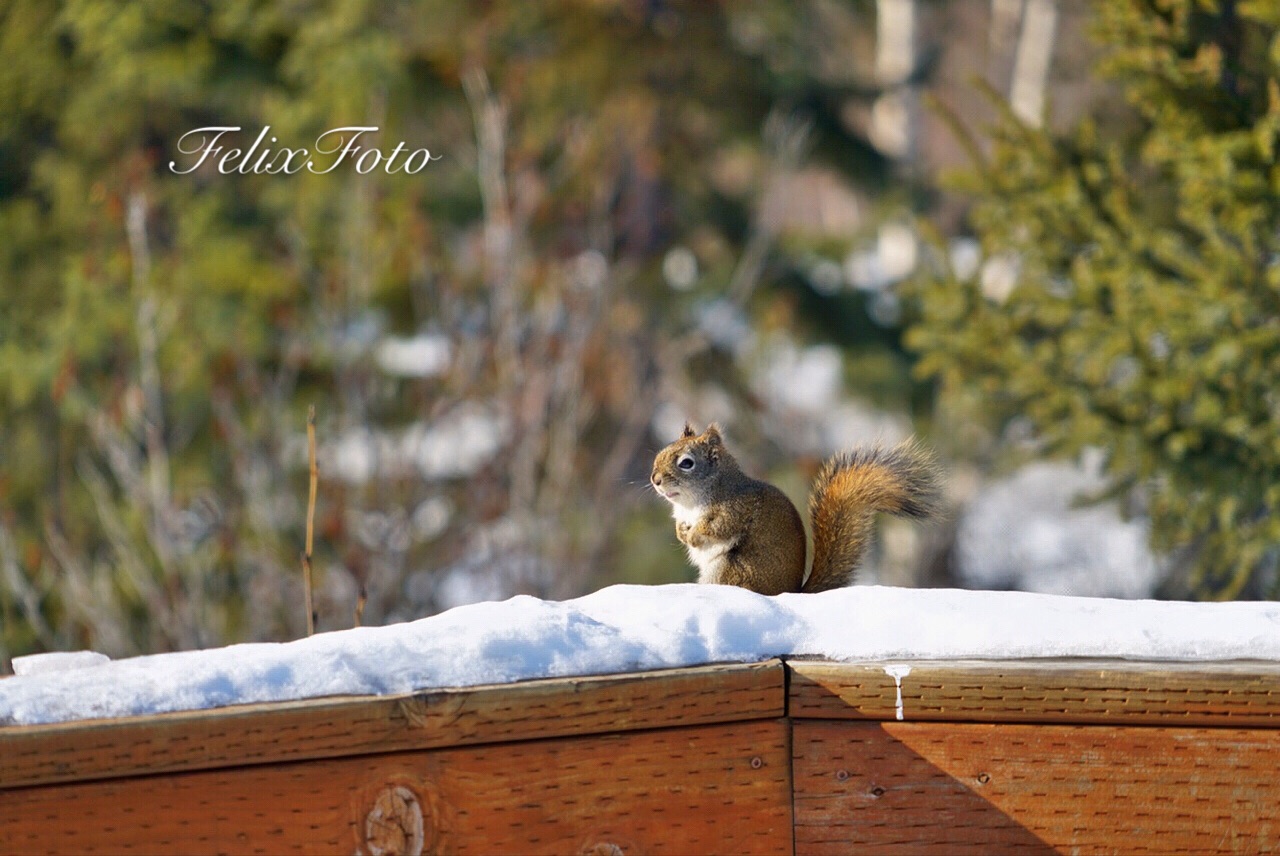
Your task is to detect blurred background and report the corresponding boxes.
[1,0,1278,665]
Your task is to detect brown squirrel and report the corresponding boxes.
[651,423,940,595]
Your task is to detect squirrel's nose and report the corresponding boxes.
[652,472,662,487]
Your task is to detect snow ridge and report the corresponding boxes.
[3,584,1280,726]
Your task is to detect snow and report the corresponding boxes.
[11,651,110,676]
[756,341,844,414]
[374,333,451,378]
[322,404,509,484]
[3,584,1279,727]
[956,458,1164,598]
[844,222,919,292]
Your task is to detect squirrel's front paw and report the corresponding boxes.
[676,521,692,542]
[684,528,710,548]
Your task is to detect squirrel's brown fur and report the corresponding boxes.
[651,424,940,595]
[804,438,940,592]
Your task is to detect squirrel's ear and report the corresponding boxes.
[704,423,722,462]
[681,422,696,438]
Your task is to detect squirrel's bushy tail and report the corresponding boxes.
[802,438,941,593]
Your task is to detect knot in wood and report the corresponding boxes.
[580,843,625,855]
[364,785,426,856]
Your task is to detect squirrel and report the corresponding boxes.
[650,423,940,595]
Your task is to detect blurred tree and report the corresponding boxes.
[909,0,1280,599]
[0,0,916,660]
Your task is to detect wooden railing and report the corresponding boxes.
[2,658,1278,854]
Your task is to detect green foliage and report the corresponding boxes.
[909,0,1280,599]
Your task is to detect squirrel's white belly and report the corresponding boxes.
[686,540,733,583]
[671,503,735,583]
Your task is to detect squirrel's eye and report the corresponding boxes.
[677,455,695,471]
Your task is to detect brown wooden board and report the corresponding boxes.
[2,719,794,856]
[793,719,1280,855]
[789,659,1280,726]
[0,660,784,791]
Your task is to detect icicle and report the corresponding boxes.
[883,664,912,721]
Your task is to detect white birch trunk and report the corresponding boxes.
[1009,0,1058,127]
[871,0,918,160]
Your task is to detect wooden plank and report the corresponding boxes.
[789,659,1280,726]
[2,719,794,856]
[0,660,784,791]
[793,719,1280,855]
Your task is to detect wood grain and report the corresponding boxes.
[789,659,1280,726]
[0,660,784,790]
[793,719,1280,855]
[2,719,794,856]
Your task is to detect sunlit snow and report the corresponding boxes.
[3,584,1279,726]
